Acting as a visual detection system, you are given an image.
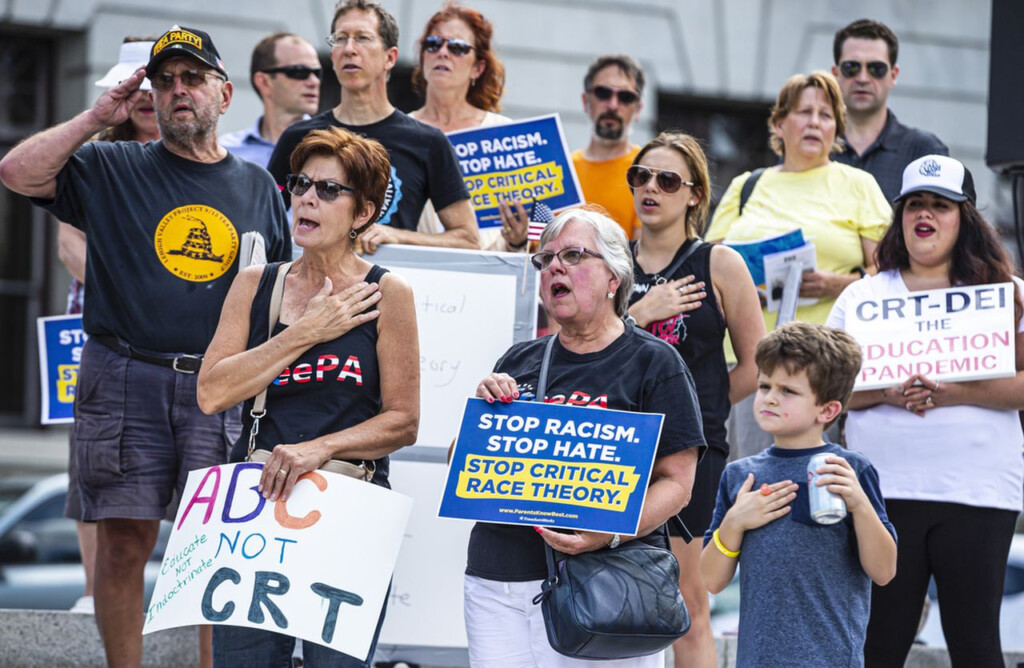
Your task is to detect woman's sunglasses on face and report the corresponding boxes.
[422,36,476,57]
[838,60,890,79]
[530,246,603,271]
[587,85,640,105]
[626,165,694,194]
[286,174,356,202]
[259,65,322,80]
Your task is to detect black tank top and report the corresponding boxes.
[629,239,730,455]
[230,262,391,486]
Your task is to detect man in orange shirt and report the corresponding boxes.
[571,54,645,239]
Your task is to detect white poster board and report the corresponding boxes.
[845,282,1016,390]
[143,464,412,662]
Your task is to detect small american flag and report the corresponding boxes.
[527,201,555,242]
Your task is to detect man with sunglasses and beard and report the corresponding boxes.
[221,32,321,168]
[572,54,646,240]
[0,26,291,668]
[268,0,478,253]
[831,19,948,202]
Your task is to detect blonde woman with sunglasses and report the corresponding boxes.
[626,132,765,668]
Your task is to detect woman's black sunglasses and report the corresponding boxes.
[260,65,322,80]
[422,36,475,57]
[838,60,889,79]
[286,174,356,202]
[626,165,695,194]
[587,85,640,105]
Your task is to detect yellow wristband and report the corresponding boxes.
[713,528,740,558]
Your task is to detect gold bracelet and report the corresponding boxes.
[713,528,740,558]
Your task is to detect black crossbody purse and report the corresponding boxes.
[530,335,691,659]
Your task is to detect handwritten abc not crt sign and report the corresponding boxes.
[446,114,583,229]
[142,463,412,662]
[439,398,664,535]
[36,315,87,424]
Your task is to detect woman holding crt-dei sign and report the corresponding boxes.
[461,205,706,667]
[827,154,1024,667]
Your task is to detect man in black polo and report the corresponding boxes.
[0,25,290,667]
[832,19,948,201]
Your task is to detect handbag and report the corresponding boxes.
[245,261,375,482]
[530,335,691,659]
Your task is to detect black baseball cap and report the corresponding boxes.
[146,25,228,79]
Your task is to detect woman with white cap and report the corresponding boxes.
[828,155,1024,667]
[58,35,160,616]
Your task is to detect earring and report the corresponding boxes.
[470,77,477,88]
[350,229,357,239]
[607,291,614,299]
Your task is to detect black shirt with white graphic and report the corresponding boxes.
[466,326,706,582]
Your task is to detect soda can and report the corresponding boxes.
[807,453,847,525]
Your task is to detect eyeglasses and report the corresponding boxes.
[421,35,476,57]
[326,32,378,48]
[530,246,604,271]
[625,165,695,194]
[838,60,890,79]
[260,65,322,80]
[587,85,640,106]
[286,174,356,202]
[151,69,226,91]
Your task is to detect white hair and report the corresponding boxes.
[538,207,634,317]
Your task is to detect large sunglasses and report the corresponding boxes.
[587,85,640,106]
[838,60,890,79]
[422,35,476,57]
[625,165,695,194]
[530,246,603,271]
[260,65,322,80]
[151,69,226,91]
[286,174,356,202]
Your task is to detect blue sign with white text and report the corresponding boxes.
[439,398,664,535]
[446,114,583,229]
[36,315,87,424]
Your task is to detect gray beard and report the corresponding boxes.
[595,119,624,141]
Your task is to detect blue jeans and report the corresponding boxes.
[212,590,388,668]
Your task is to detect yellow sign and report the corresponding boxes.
[154,205,238,282]
[56,365,78,404]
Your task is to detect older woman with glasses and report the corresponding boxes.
[705,71,891,459]
[463,206,706,666]
[198,126,419,667]
[409,3,530,251]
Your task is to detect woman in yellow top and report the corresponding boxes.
[705,71,890,457]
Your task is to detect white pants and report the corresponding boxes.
[464,575,665,668]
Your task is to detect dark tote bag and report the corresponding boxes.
[530,335,691,659]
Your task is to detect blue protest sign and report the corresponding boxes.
[439,398,664,535]
[36,315,87,424]
[447,114,583,229]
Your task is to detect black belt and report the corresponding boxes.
[93,335,203,374]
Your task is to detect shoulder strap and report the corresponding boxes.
[252,261,292,415]
[535,334,558,401]
[738,167,767,216]
[640,238,704,285]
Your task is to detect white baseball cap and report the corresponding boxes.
[896,154,976,205]
[95,40,155,91]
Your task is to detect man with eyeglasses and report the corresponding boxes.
[831,19,948,202]
[268,0,478,252]
[571,54,646,240]
[221,32,321,168]
[0,25,291,668]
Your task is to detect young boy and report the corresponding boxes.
[701,322,896,667]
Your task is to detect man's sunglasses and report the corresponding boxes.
[286,174,356,202]
[626,165,695,194]
[260,65,322,80]
[151,69,226,91]
[530,246,603,271]
[422,36,476,57]
[587,85,640,105]
[838,60,890,79]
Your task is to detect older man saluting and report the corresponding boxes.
[0,26,290,668]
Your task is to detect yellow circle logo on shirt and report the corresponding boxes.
[154,205,238,282]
